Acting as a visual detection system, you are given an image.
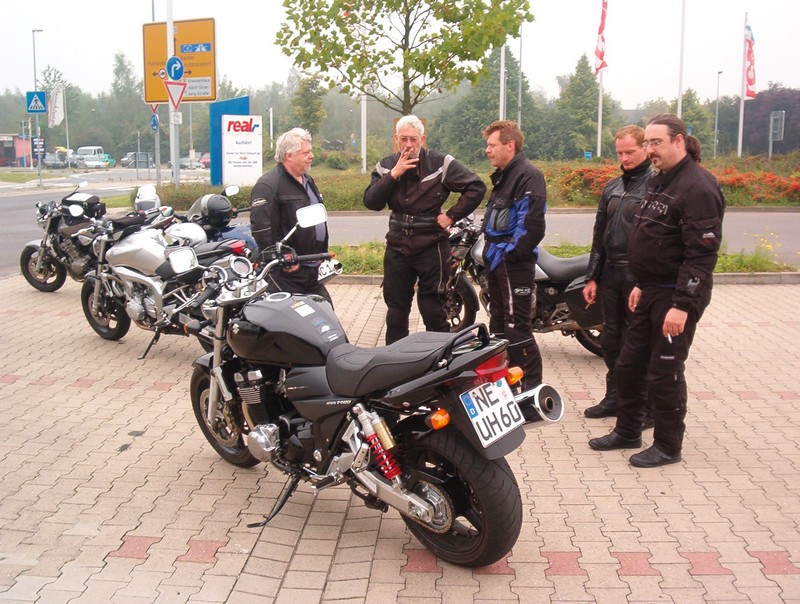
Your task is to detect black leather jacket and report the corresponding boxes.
[585,159,653,282]
[250,163,328,261]
[629,155,725,315]
[363,148,486,256]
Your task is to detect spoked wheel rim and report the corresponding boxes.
[21,248,66,291]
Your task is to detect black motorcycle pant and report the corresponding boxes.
[382,240,450,345]
[266,265,332,306]
[486,257,543,389]
[613,285,707,456]
[597,264,642,410]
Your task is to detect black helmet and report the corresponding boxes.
[201,194,233,229]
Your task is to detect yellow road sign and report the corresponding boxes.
[143,18,216,104]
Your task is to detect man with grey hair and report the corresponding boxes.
[250,127,331,302]
[364,115,486,344]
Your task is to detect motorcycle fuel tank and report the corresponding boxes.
[228,292,347,366]
[106,229,170,274]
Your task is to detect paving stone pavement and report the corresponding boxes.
[0,274,799,603]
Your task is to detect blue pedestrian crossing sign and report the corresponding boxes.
[26,91,47,114]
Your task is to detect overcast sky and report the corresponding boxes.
[3,0,799,111]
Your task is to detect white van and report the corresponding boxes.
[76,146,106,168]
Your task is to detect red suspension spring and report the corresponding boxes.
[366,432,401,480]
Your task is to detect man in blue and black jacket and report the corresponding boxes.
[481,120,547,390]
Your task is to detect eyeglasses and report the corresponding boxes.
[642,136,674,150]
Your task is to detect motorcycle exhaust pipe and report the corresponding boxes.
[515,383,564,424]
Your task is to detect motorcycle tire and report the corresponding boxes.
[398,429,522,568]
[190,367,259,468]
[20,247,67,292]
[80,278,131,341]
[446,278,479,333]
[574,328,603,357]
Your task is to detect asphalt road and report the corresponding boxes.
[2,175,798,278]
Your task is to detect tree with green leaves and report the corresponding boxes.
[292,77,327,136]
[668,88,712,152]
[277,0,533,115]
[429,47,543,162]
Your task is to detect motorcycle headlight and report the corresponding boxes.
[167,247,199,274]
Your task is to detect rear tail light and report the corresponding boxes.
[227,239,247,255]
[474,353,509,384]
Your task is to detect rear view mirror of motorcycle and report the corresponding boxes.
[68,204,85,218]
[222,185,240,198]
[296,204,327,229]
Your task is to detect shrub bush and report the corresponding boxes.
[326,152,349,170]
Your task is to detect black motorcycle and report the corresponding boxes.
[20,182,107,292]
[184,204,564,568]
[444,214,604,356]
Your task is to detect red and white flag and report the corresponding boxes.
[594,0,608,75]
[744,21,756,99]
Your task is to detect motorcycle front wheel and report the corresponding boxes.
[399,429,522,568]
[190,367,259,468]
[446,279,479,332]
[574,328,603,357]
[20,247,67,292]
[80,278,131,340]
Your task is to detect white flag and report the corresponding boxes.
[48,87,65,128]
[744,22,756,99]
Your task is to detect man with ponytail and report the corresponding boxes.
[588,113,725,468]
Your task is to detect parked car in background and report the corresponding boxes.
[120,152,155,169]
[199,152,211,168]
[168,157,204,170]
[42,151,67,169]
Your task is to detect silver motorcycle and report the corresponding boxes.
[79,207,249,356]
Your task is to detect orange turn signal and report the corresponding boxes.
[506,366,524,386]
[426,409,451,430]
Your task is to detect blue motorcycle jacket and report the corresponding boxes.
[481,152,547,271]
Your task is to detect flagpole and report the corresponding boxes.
[597,71,603,158]
[677,0,685,118]
[737,12,747,157]
[499,44,506,120]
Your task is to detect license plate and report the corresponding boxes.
[460,378,524,448]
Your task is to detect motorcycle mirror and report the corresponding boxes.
[68,204,85,218]
[296,204,327,229]
[223,185,240,198]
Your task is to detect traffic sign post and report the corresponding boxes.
[142,19,216,104]
[26,91,47,114]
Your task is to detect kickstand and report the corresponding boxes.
[139,331,161,360]
[247,474,300,528]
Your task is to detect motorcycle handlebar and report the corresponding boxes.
[189,282,220,310]
[295,252,334,263]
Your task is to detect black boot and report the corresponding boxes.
[584,398,616,418]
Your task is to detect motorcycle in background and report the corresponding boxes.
[79,205,250,356]
[445,214,604,356]
[184,204,563,568]
[20,182,107,292]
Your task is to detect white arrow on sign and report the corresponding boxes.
[164,80,188,112]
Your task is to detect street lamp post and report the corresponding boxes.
[32,29,43,183]
[714,70,723,158]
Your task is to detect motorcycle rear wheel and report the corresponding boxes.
[446,279,479,332]
[190,367,259,468]
[574,328,603,357]
[80,278,131,340]
[399,429,522,568]
[20,247,67,292]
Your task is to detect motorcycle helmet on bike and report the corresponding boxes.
[134,184,161,212]
[187,194,233,230]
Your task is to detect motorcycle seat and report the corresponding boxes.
[536,248,589,282]
[326,331,454,397]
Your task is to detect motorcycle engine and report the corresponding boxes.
[59,239,89,276]
[125,286,158,322]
